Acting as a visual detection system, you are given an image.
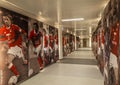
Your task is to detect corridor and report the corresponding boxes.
[20,49,104,85]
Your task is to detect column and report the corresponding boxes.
[74,22,77,50]
[57,0,63,59]
[89,26,92,48]
[80,31,83,47]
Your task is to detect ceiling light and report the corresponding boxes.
[62,18,84,22]
[39,11,42,15]
[67,29,69,33]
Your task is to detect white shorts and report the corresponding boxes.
[49,46,53,53]
[35,44,42,56]
[43,47,49,56]
[8,46,24,58]
[101,43,104,49]
[64,45,66,49]
[55,44,58,51]
[109,52,118,68]
[97,47,101,55]
[66,44,69,47]
[44,47,48,51]
[44,47,49,53]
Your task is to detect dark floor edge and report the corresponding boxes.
[59,58,97,65]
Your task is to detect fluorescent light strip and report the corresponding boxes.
[62,18,84,22]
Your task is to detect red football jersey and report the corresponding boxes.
[101,29,104,44]
[0,28,7,41]
[54,35,58,45]
[49,35,54,48]
[62,37,66,46]
[29,29,42,47]
[43,35,48,48]
[97,32,100,47]
[0,24,25,47]
[110,23,119,56]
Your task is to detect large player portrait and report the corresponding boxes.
[28,19,43,77]
[0,7,29,85]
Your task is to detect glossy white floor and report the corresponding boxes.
[20,48,104,85]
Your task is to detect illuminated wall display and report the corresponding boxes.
[0,7,29,85]
[92,0,120,85]
[0,7,59,85]
[62,31,75,57]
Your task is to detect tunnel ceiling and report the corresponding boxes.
[3,0,109,37]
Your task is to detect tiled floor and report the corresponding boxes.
[20,48,104,85]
